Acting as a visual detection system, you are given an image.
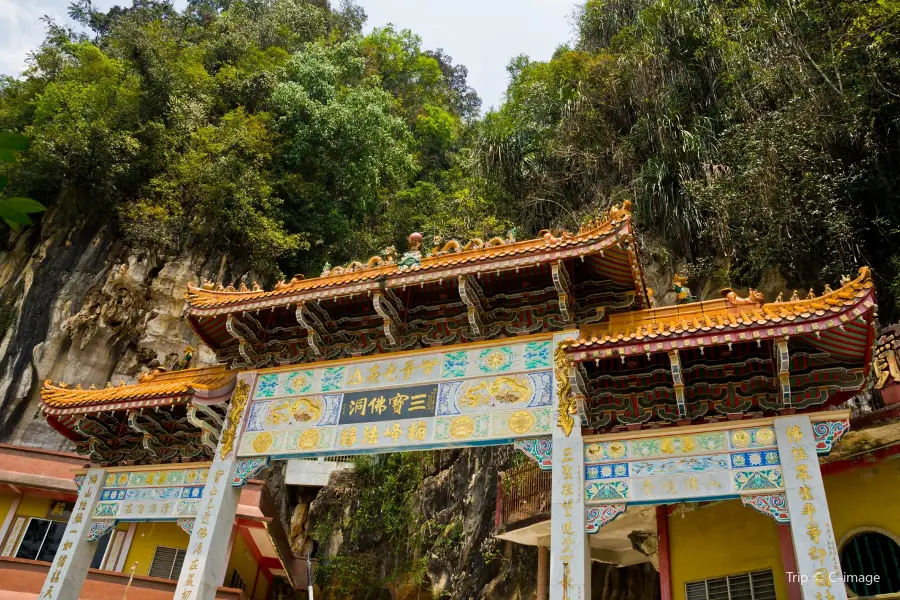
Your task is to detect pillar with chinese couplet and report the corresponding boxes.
[173,459,243,600]
[774,415,847,600]
[550,417,591,600]
[550,332,591,600]
[174,373,255,600]
[37,467,107,600]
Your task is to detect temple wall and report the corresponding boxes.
[227,530,268,600]
[668,499,787,600]
[0,489,271,593]
[124,521,190,577]
[0,491,17,525]
[824,461,900,544]
[668,460,900,600]
[14,494,56,520]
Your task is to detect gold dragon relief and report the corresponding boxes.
[264,395,325,427]
[555,342,577,437]
[220,379,251,459]
[457,375,533,410]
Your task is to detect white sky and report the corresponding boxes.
[0,0,579,110]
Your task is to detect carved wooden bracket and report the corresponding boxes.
[458,275,488,337]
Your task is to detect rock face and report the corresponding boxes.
[307,447,539,600]
[306,447,661,600]
[0,209,220,447]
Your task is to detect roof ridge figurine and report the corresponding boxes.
[673,274,697,305]
[397,232,424,269]
[720,287,765,308]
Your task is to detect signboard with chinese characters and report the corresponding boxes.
[237,338,556,458]
[338,384,438,424]
[89,466,209,521]
[775,416,847,600]
[582,425,785,504]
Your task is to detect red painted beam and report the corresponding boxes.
[238,525,279,586]
[778,524,802,600]
[495,474,503,530]
[656,505,672,600]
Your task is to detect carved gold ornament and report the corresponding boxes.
[220,379,251,459]
[293,396,324,423]
[460,376,531,408]
[297,429,321,450]
[731,430,751,449]
[585,443,604,461]
[508,410,536,434]
[874,327,900,390]
[660,437,675,454]
[555,343,577,436]
[449,416,476,440]
[607,441,627,459]
[252,432,274,453]
[754,427,775,446]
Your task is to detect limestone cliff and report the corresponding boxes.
[0,208,220,447]
[303,448,660,600]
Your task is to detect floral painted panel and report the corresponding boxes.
[249,337,555,401]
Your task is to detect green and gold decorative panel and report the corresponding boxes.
[92,467,209,521]
[238,338,555,458]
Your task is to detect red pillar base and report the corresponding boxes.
[537,545,550,600]
[657,505,672,600]
[778,523,803,600]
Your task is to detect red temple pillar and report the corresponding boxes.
[778,524,803,600]
[537,545,550,600]
[656,505,672,600]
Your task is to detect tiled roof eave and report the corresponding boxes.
[566,287,876,362]
[39,367,234,412]
[184,215,641,316]
[41,393,193,416]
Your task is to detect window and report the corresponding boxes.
[229,569,247,591]
[840,531,900,596]
[89,529,113,570]
[15,518,66,562]
[148,546,187,580]
[686,570,777,600]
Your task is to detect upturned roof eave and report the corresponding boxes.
[183,205,648,316]
[565,267,876,360]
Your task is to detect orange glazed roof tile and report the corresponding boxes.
[184,203,645,314]
[40,366,235,414]
[565,267,876,356]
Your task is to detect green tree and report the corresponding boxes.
[0,132,46,230]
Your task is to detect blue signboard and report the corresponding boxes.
[338,383,438,425]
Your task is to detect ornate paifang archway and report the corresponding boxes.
[34,203,876,600]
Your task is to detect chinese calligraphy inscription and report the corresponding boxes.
[37,467,106,600]
[550,413,590,600]
[775,416,847,600]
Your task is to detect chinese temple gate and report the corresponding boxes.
[34,202,877,600]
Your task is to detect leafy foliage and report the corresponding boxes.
[311,453,427,596]
[3,0,900,300]
[0,132,46,230]
[0,0,484,279]
[476,0,900,316]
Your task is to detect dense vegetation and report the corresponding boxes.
[2,0,900,314]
